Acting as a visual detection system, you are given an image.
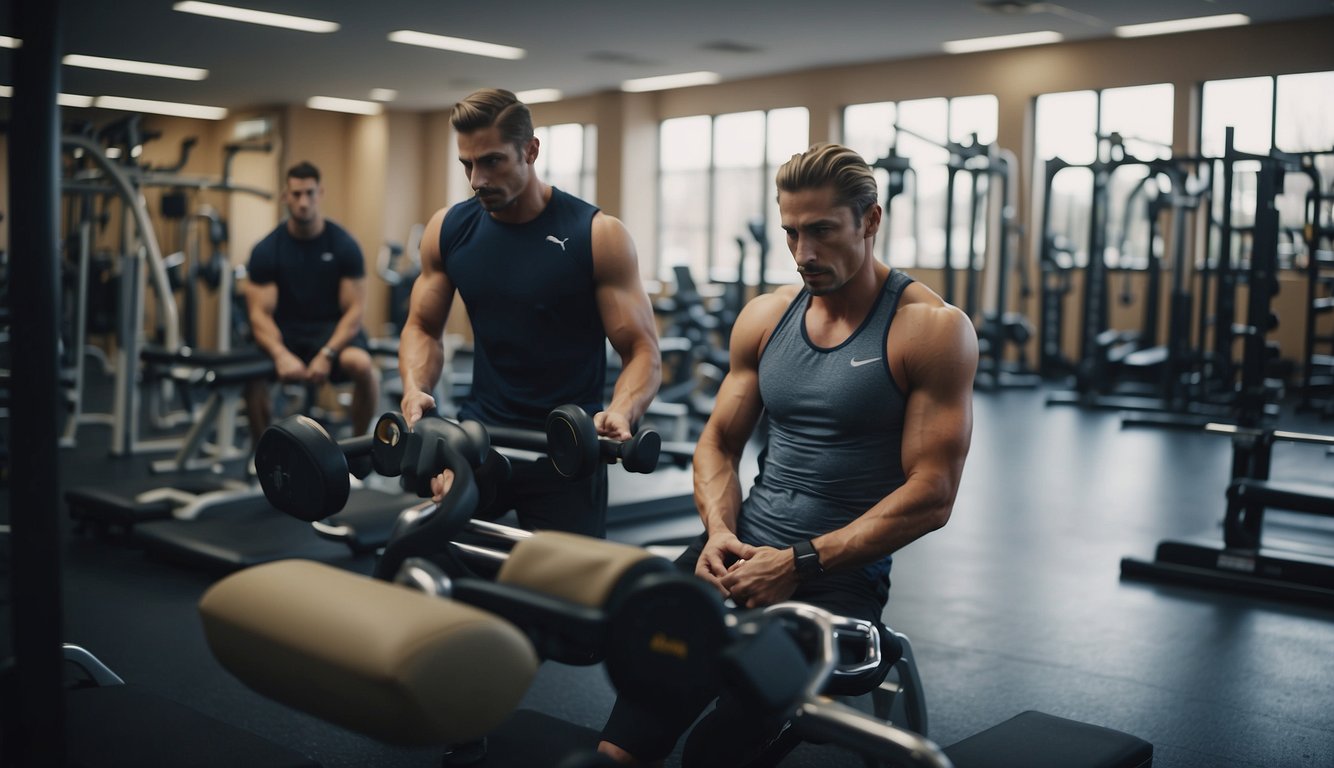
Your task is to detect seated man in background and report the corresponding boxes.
[245,161,379,438]
[597,142,979,767]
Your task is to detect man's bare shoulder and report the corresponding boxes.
[743,285,799,324]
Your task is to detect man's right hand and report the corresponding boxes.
[400,390,437,428]
[275,351,308,383]
[694,531,756,597]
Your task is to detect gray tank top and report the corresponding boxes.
[738,270,914,578]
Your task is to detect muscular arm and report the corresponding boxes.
[246,281,305,381]
[321,276,368,354]
[812,302,977,570]
[691,289,793,592]
[398,209,456,424]
[592,213,661,439]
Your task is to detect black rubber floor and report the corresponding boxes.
[4,384,1334,767]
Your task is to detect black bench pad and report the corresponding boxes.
[944,710,1152,768]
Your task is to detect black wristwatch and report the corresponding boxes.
[792,539,824,580]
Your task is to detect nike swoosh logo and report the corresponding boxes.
[850,357,882,367]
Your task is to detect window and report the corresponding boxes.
[1034,84,1175,270]
[842,95,998,269]
[1202,71,1334,267]
[656,107,808,286]
[534,122,597,203]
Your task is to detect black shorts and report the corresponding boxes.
[599,533,890,761]
[282,325,369,384]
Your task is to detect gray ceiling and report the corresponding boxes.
[5,1,1334,113]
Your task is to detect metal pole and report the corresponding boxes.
[5,0,66,765]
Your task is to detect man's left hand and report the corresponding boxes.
[718,545,799,608]
[306,355,332,385]
[593,410,632,441]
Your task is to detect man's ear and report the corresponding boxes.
[862,203,883,239]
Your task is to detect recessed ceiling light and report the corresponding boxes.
[94,95,228,120]
[1114,13,1249,38]
[387,30,525,61]
[942,30,1063,54]
[369,88,398,102]
[306,96,383,116]
[516,88,563,104]
[620,71,721,93]
[63,54,208,81]
[172,2,339,33]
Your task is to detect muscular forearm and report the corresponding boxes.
[813,476,954,571]
[398,322,445,396]
[250,313,289,360]
[322,306,364,354]
[692,439,744,536]
[605,342,661,427]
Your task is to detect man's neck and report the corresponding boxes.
[488,181,552,225]
[812,258,889,321]
[286,216,325,240]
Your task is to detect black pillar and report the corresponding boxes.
[4,0,65,765]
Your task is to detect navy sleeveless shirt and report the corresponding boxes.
[738,270,915,581]
[440,187,605,429]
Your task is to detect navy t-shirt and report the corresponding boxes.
[248,220,364,338]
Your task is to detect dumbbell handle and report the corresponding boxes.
[484,425,549,454]
[486,424,660,475]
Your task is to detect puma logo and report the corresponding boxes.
[850,356,882,368]
[546,235,569,251]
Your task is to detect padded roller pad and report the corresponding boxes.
[199,559,539,747]
[943,710,1152,768]
[497,531,665,608]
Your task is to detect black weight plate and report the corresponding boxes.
[254,415,349,522]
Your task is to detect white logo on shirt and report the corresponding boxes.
[321,252,334,262]
[546,235,569,251]
[850,356,882,367]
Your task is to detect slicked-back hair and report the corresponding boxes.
[775,143,878,221]
[450,88,534,154]
[287,161,320,183]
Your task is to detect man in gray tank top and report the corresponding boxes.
[599,143,978,767]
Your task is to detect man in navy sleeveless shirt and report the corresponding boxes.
[399,89,661,537]
[598,144,978,766]
[245,161,379,438]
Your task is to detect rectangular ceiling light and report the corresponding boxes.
[516,88,562,104]
[63,53,208,81]
[368,88,398,102]
[1114,13,1249,38]
[620,71,720,93]
[58,93,95,108]
[94,95,228,120]
[172,2,339,33]
[0,84,95,107]
[306,96,383,116]
[943,30,1063,54]
[387,30,525,60]
[0,36,21,48]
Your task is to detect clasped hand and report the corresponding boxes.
[695,532,798,609]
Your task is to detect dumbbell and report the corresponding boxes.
[254,411,494,522]
[487,404,661,480]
